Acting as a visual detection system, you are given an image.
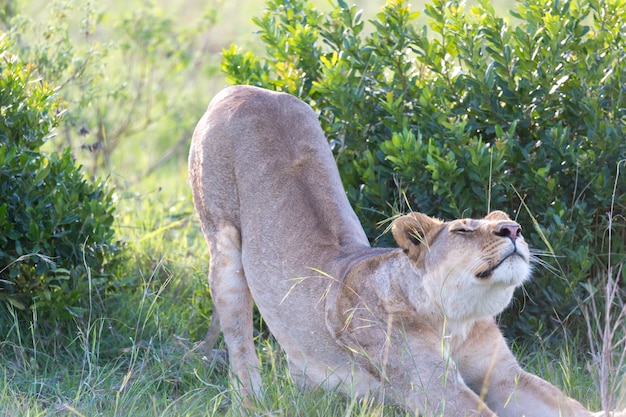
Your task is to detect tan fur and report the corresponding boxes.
[189,85,624,416]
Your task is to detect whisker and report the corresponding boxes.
[528,249,563,277]
[528,248,565,259]
[466,256,487,276]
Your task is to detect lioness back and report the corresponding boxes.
[189,85,374,389]
[189,84,370,273]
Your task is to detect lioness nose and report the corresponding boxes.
[495,224,521,242]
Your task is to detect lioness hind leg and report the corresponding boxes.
[202,309,229,372]
[203,308,221,352]
[209,224,262,408]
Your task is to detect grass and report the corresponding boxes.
[0,296,609,417]
[2,0,624,415]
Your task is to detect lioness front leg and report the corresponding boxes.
[349,326,498,416]
[457,319,592,417]
[400,343,498,416]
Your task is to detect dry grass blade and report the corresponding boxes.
[582,160,626,416]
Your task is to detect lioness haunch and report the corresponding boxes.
[189,85,624,417]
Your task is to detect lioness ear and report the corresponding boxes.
[484,210,511,221]
[392,212,443,255]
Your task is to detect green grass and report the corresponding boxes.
[0,303,606,416]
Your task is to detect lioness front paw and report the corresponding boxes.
[592,410,626,417]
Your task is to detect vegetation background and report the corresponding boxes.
[0,0,624,415]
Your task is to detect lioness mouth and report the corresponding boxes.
[475,251,523,279]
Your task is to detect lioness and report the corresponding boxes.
[189,85,621,416]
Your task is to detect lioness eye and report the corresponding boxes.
[453,228,473,234]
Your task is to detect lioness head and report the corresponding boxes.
[392,210,531,323]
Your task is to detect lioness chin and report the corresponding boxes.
[189,85,623,417]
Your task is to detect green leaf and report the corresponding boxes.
[6,297,26,310]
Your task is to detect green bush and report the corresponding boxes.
[0,32,123,318]
[220,0,625,344]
